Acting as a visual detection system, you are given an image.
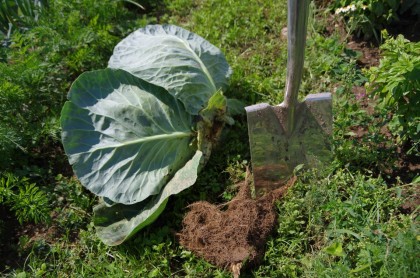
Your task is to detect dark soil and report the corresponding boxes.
[178,173,295,277]
[400,184,420,214]
[387,13,420,42]
[0,209,78,272]
[347,39,380,67]
[0,206,20,271]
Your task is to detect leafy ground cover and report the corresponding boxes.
[0,0,419,277]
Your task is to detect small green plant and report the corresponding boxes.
[365,31,420,151]
[0,173,51,224]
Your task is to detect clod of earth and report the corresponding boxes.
[178,173,296,276]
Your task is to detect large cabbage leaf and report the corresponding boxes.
[61,68,195,205]
[108,24,232,115]
[93,151,203,246]
[91,90,228,245]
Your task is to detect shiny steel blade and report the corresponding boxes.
[245,93,332,197]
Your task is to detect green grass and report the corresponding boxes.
[0,0,418,277]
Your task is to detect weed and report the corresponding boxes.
[365,31,420,152]
[254,167,418,277]
[0,173,51,225]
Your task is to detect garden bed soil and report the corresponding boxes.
[178,173,296,277]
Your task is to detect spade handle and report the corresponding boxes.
[283,0,310,109]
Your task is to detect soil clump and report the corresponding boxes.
[178,173,295,277]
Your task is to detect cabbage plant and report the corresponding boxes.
[60,25,235,245]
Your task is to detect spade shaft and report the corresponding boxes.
[245,0,332,196]
[282,0,310,134]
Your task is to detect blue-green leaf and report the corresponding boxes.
[93,151,203,245]
[108,24,232,115]
[61,68,195,205]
